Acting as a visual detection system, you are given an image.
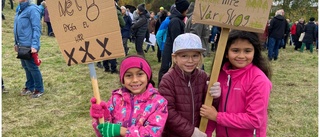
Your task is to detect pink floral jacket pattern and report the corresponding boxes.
[92,84,168,137]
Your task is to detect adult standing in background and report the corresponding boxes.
[185,2,210,57]
[267,9,288,61]
[295,18,305,50]
[300,17,317,53]
[102,0,125,74]
[290,21,298,47]
[44,2,54,36]
[14,0,44,98]
[155,9,168,62]
[131,3,149,57]
[144,11,156,53]
[120,6,132,56]
[158,0,189,84]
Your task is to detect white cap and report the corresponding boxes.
[172,33,206,54]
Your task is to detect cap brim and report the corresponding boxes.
[173,48,206,54]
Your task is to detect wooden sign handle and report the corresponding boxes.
[199,28,230,132]
[88,63,104,124]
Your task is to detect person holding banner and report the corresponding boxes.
[200,30,272,137]
[159,33,218,137]
[14,0,44,98]
[90,55,168,137]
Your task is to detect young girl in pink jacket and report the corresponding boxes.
[200,30,272,137]
[90,55,168,137]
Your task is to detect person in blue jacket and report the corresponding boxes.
[14,0,44,98]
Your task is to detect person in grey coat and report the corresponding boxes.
[185,2,210,57]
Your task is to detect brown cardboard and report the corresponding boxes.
[193,0,273,33]
[46,0,124,66]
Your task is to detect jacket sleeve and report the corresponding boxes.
[216,76,271,129]
[169,18,183,42]
[126,98,168,137]
[131,16,147,30]
[30,7,41,50]
[92,96,114,137]
[117,10,126,28]
[156,29,165,48]
[268,19,274,36]
[158,74,195,137]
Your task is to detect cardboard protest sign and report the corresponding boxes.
[193,0,273,33]
[46,0,124,66]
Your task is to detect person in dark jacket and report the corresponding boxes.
[267,9,288,61]
[155,9,168,62]
[131,3,149,57]
[158,0,189,85]
[102,0,125,73]
[295,18,305,50]
[2,0,5,20]
[159,33,214,137]
[120,6,132,56]
[301,17,317,53]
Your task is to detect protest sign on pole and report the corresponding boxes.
[192,0,273,132]
[46,0,124,124]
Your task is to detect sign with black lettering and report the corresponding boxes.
[193,0,272,33]
[46,0,124,66]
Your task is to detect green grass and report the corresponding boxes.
[2,3,318,137]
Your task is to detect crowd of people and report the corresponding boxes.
[263,9,318,61]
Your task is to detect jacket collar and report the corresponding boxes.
[169,8,185,20]
[222,62,253,78]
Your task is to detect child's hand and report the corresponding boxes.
[90,97,107,119]
[208,81,221,99]
[97,122,121,137]
[191,127,207,137]
[200,104,218,121]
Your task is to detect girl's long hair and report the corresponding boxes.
[221,30,272,79]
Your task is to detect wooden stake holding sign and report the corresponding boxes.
[199,28,229,131]
[192,0,273,132]
[46,0,125,124]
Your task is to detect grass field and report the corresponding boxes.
[1,2,318,137]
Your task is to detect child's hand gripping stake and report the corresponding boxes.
[88,63,105,124]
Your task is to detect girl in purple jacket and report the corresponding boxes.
[200,30,272,137]
[90,55,168,137]
[159,33,218,137]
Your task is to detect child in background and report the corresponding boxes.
[159,33,218,137]
[200,30,272,137]
[90,55,168,137]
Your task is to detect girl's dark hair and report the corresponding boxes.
[121,55,155,87]
[221,30,272,79]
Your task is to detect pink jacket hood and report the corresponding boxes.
[206,62,272,137]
